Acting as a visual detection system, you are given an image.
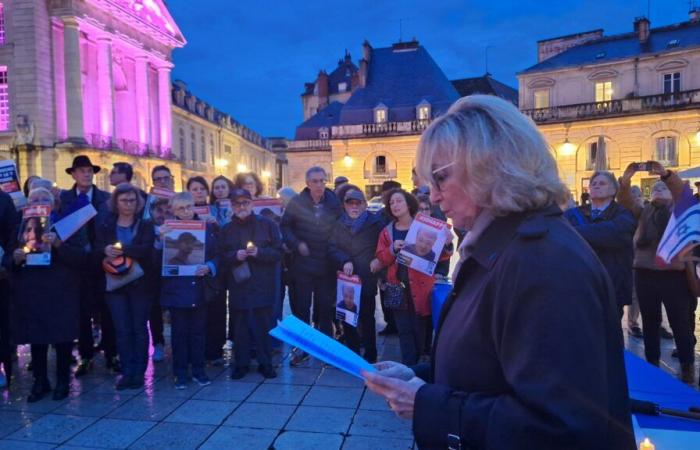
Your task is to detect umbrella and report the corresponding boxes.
[594,136,607,171]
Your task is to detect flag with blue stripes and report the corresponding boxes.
[656,183,700,264]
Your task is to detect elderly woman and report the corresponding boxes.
[618,162,697,384]
[363,96,634,449]
[95,183,155,390]
[4,187,88,402]
[564,171,636,317]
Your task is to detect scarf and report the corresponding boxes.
[340,211,369,235]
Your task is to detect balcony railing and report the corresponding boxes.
[363,169,398,179]
[332,119,431,138]
[522,89,700,124]
[86,134,172,159]
[286,139,331,151]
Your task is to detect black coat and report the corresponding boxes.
[413,206,634,450]
[280,187,341,276]
[94,214,155,294]
[0,191,18,253]
[327,212,384,297]
[564,201,636,308]
[3,232,88,345]
[221,214,283,310]
[59,185,111,259]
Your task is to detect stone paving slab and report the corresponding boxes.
[106,395,187,422]
[246,383,310,405]
[0,411,38,439]
[52,392,129,418]
[192,380,258,402]
[286,405,355,434]
[342,435,415,450]
[64,417,154,448]
[222,402,295,429]
[129,422,216,450]
[164,399,239,426]
[273,430,344,450]
[7,414,97,444]
[200,426,278,450]
[302,385,364,409]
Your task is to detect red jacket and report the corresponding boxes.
[375,223,452,316]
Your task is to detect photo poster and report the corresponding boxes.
[143,187,175,220]
[397,213,450,276]
[252,198,283,219]
[193,205,213,221]
[19,205,52,266]
[335,272,362,327]
[0,160,27,209]
[162,220,206,277]
[216,198,232,221]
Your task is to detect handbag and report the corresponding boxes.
[232,261,251,283]
[383,281,406,309]
[105,260,144,292]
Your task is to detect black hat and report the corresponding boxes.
[334,176,349,187]
[344,189,366,202]
[231,188,252,201]
[66,155,101,175]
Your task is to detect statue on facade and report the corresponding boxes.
[13,115,35,147]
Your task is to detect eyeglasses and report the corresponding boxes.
[431,161,456,192]
[308,178,326,185]
[153,175,173,183]
[174,205,193,212]
[233,201,252,208]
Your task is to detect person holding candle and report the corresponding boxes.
[95,183,155,390]
[4,188,88,402]
[362,96,635,449]
[158,192,220,389]
[221,188,282,379]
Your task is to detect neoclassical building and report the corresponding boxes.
[0,0,282,192]
[285,39,517,196]
[518,12,700,200]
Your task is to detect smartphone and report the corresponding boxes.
[635,162,650,171]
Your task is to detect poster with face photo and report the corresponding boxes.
[398,213,449,276]
[335,272,362,327]
[19,205,52,266]
[193,205,213,221]
[143,187,175,221]
[252,198,283,219]
[162,220,206,276]
[0,160,27,208]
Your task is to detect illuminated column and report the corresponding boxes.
[134,56,151,149]
[157,65,172,157]
[62,17,85,142]
[96,37,116,143]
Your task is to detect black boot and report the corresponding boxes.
[27,378,52,403]
[52,378,70,401]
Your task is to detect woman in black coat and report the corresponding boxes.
[95,183,155,390]
[221,189,282,380]
[4,187,88,402]
[363,96,635,450]
[328,187,384,362]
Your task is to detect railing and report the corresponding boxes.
[363,169,398,179]
[522,89,700,124]
[286,139,331,151]
[86,134,171,159]
[332,119,431,138]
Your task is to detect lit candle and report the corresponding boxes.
[114,242,122,250]
[246,241,254,249]
[22,246,31,253]
[639,438,655,450]
[52,182,58,188]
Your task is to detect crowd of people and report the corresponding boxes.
[0,152,454,402]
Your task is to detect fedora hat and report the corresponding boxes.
[66,155,101,175]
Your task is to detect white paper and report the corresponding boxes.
[52,204,97,241]
[398,213,450,276]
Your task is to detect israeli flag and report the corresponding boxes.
[656,184,700,264]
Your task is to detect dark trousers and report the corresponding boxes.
[205,291,227,361]
[232,307,273,369]
[393,305,432,366]
[635,268,696,365]
[379,287,397,331]
[343,292,378,361]
[0,286,12,381]
[106,290,150,377]
[31,342,72,384]
[170,306,207,379]
[149,298,164,346]
[78,280,116,361]
[293,272,335,336]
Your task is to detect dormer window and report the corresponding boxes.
[338,82,347,92]
[416,100,431,121]
[319,127,329,139]
[374,103,388,124]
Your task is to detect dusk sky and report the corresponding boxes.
[167,0,692,138]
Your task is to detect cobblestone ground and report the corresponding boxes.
[0,303,698,449]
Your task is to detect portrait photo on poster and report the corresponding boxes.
[162,220,206,276]
[19,205,52,266]
[398,213,449,276]
[336,272,362,327]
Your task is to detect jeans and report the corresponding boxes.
[31,342,72,384]
[342,292,378,361]
[205,291,227,360]
[170,306,207,379]
[106,289,151,377]
[232,307,273,369]
[393,302,432,366]
[635,269,696,365]
[292,272,335,336]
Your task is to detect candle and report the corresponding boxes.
[22,246,31,253]
[639,438,655,450]
[52,182,58,188]
[114,242,122,250]
[246,241,254,249]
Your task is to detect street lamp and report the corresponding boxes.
[236,163,248,173]
[559,138,576,156]
[343,152,353,168]
[261,170,271,179]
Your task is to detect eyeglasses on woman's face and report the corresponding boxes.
[431,161,456,192]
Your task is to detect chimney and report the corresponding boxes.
[316,71,329,104]
[634,17,650,44]
[362,40,372,62]
[690,7,700,22]
[358,59,368,88]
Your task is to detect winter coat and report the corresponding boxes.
[375,222,452,317]
[59,185,111,252]
[328,212,384,298]
[413,205,635,450]
[280,187,341,276]
[564,201,636,308]
[221,214,283,310]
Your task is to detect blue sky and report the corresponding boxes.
[167,0,693,138]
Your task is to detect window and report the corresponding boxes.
[0,4,5,45]
[178,127,185,159]
[318,128,329,139]
[656,136,677,166]
[189,128,196,162]
[0,68,8,131]
[663,72,681,94]
[209,134,215,164]
[375,156,387,174]
[417,105,430,120]
[534,89,550,109]
[224,144,232,154]
[586,142,598,170]
[338,82,347,92]
[374,108,387,124]
[595,81,613,102]
[200,132,206,162]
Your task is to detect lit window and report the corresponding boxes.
[0,67,8,131]
[178,128,185,158]
[374,108,387,124]
[375,155,387,174]
[586,142,598,170]
[663,72,681,94]
[319,128,329,139]
[0,4,5,45]
[534,89,550,109]
[595,81,613,102]
[417,105,430,120]
[200,132,206,162]
[656,136,677,166]
[338,82,347,92]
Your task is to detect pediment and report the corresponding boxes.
[587,69,619,81]
[107,0,186,47]
[655,59,689,72]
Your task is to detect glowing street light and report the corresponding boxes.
[559,138,576,156]
[236,163,248,173]
[343,152,353,168]
[261,170,271,179]
[214,158,229,169]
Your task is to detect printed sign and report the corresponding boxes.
[162,220,206,276]
[193,205,212,221]
[397,213,450,276]
[252,198,283,218]
[19,205,52,266]
[0,160,27,208]
[335,272,362,327]
[143,187,175,220]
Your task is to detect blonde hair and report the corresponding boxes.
[417,95,568,216]
[170,192,194,210]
